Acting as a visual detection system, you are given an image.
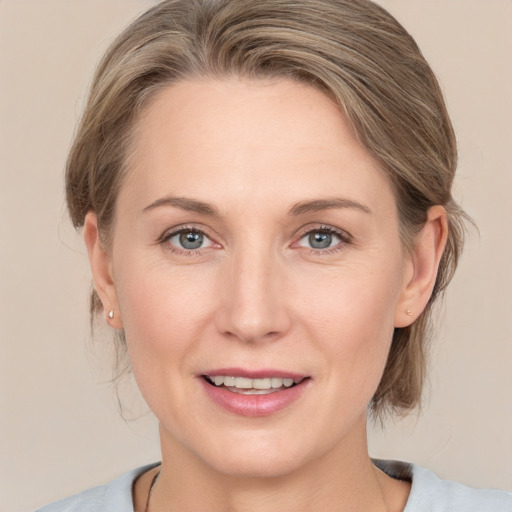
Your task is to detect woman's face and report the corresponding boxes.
[93,78,417,477]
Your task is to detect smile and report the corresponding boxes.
[200,371,310,416]
[203,375,303,394]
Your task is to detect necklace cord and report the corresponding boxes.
[144,468,161,512]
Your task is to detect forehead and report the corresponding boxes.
[122,78,395,218]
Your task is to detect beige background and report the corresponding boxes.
[0,1,511,510]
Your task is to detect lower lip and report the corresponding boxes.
[200,378,309,417]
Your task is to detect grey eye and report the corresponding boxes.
[178,231,204,250]
[167,229,213,251]
[308,231,333,249]
[297,229,342,250]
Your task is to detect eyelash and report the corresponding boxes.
[294,224,351,255]
[159,224,218,256]
[158,224,351,257]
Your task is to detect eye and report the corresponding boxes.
[164,227,216,252]
[303,231,339,249]
[295,226,348,252]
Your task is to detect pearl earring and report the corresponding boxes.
[108,310,114,319]
[406,309,412,316]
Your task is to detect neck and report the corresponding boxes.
[142,417,409,512]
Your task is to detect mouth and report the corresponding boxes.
[202,375,308,395]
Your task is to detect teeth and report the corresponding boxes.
[223,376,235,386]
[271,378,282,389]
[207,375,299,390]
[235,377,253,389]
[253,378,271,389]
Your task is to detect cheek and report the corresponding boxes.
[293,260,401,383]
[295,259,401,335]
[112,259,221,421]
[114,256,217,362]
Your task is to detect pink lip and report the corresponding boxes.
[203,367,306,380]
[199,368,310,417]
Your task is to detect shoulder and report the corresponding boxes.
[375,459,512,512]
[35,463,159,512]
[408,464,512,512]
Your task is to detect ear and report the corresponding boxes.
[83,212,123,329]
[394,205,448,328]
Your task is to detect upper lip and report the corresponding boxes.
[201,368,308,380]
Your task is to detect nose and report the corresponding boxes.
[214,243,292,344]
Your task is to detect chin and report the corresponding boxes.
[210,451,308,479]
[194,431,320,479]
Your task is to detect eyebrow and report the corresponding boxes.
[289,198,372,216]
[142,195,371,217]
[142,196,220,216]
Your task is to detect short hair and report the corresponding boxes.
[66,0,468,418]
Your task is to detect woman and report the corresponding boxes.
[37,0,512,510]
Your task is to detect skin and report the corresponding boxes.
[85,78,447,511]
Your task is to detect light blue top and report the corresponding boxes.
[36,460,512,511]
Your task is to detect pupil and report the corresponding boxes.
[309,231,331,249]
[179,231,203,249]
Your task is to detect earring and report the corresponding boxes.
[108,310,114,319]
[406,309,412,316]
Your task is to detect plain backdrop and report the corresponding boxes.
[0,1,511,510]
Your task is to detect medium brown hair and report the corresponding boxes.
[66,0,468,417]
